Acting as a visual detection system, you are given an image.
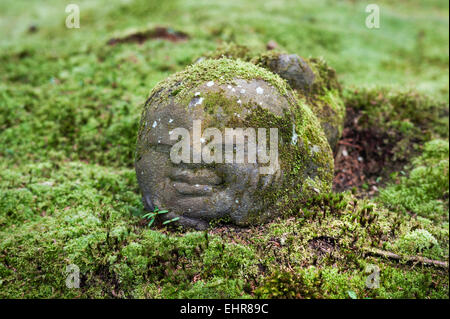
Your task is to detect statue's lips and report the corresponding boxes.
[172,182,213,196]
[169,167,222,196]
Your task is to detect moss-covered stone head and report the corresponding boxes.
[135,58,333,229]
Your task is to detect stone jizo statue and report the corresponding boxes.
[135,57,336,229]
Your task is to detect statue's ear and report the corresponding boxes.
[143,193,155,212]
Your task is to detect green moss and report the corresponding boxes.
[375,266,448,299]
[147,58,293,106]
[1,0,448,299]
[391,229,443,259]
[302,58,345,148]
[307,57,341,95]
[199,42,255,62]
[208,215,233,227]
[0,161,258,298]
[254,262,449,299]
[0,161,141,298]
[201,90,243,127]
[250,50,287,69]
[378,139,449,222]
[255,270,323,298]
[1,160,448,298]
[344,88,449,162]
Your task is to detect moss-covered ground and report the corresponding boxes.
[0,0,448,298]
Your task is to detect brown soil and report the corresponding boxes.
[108,27,189,45]
[308,236,337,255]
[333,107,407,196]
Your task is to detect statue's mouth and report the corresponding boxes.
[169,167,223,196]
[172,181,213,196]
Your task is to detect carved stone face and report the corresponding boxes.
[135,59,333,230]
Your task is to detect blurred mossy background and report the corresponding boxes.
[0,0,448,298]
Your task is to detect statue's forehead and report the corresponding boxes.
[141,78,292,146]
[148,78,291,119]
[193,78,290,117]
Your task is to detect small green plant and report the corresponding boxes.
[163,216,181,225]
[142,206,179,227]
[355,204,377,227]
[300,192,348,221]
